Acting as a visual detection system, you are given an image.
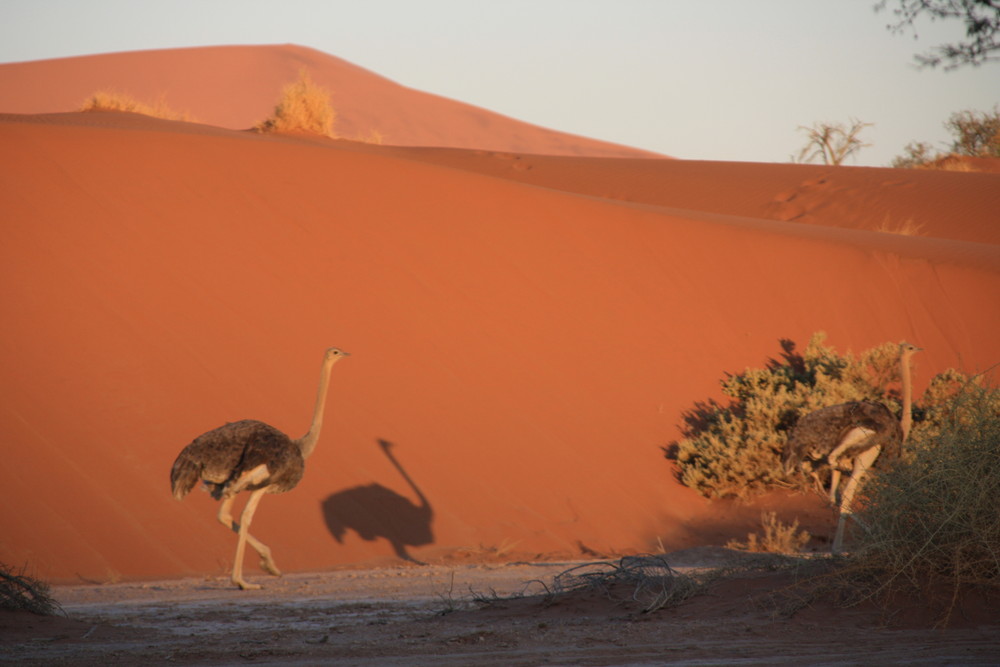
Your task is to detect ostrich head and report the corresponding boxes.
[325,347,351,362]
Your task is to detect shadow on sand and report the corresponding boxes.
[321,439,434,563]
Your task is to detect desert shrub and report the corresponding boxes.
[672,332,981,498]
[80,91,190,121]
[727,511,811,553]
[850,382,1000,611]
[673,333,903,498]
[0,563,60,615]
[255,70,336,137]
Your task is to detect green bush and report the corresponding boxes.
[672,332,977,498]
[673,333,902,498]
[851,381,1000,611]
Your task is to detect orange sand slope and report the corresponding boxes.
[2,109,998,583]
[0,44,657,157]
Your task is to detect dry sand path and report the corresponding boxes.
[3,553,998,666]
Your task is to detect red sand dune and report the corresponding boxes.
[1,47,999,584]
[0,44,657,158]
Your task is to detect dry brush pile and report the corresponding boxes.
[0,563,60,616]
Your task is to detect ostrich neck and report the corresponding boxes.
[297,358,335,459]
[900,353,914,441]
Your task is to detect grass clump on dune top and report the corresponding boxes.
[255,70,336,138]
[80,91,191,121]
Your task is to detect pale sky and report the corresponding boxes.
[1,0,997,166]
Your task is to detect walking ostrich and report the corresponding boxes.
[170,347,350,590]
[783,341,920,553]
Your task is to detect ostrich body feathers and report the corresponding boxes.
[785,400,903,471]
[170,419,305,501]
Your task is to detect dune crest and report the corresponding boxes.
[0,44,658,157]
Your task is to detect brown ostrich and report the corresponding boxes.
[170,347,350,589]
[784,342,920,553]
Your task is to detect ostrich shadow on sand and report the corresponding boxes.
[321,439,434,563]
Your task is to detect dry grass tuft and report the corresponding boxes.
[0,563,60,616]
[255,70,336,137]
[80,91,191,121]
[874,214,925,236]
[727,511,811,553]
[354,128,386,145]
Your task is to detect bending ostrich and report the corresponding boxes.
[170,347,350,590]
[784,341,920,553]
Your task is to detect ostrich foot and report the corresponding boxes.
[234,577,262,591]
[261,558,282,577]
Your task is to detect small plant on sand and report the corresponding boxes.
[80,91,190,121]
[354,128,385,145]
[845,380,1000,622]
[874,214,924,236]
[727,511,811,554]
[0,563,60,615]
[255,70,336,137]
[671,332,982,499]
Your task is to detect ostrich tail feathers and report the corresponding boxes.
[170,451,201,500]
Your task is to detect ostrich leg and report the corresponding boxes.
[230,487,269,590]
[832,446,881,554]
[217,496,280,576]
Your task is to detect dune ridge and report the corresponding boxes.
[0,44,658,157]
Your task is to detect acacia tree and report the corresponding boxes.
[891,106,1000,166]
[876,0,1000,68]
[794,118,873,165]
[946,107,1000,155]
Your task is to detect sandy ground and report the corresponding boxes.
[3,549,998,666]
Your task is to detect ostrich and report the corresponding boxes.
[170,347,350,590]
[784,341,920,553]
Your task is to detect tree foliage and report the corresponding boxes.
[876,0,1000,69]
[794,119,873,165]
[891,106,1000,167]
[945,107,1000,156]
